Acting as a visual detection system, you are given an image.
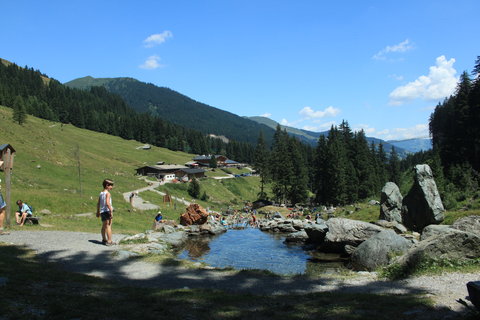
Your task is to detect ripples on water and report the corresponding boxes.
[177,227,346,275]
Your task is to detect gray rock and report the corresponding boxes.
[114,250,139,260]
[147,242,169,254]
[379,182,403,223]
[351,230,412,271]
[374,220,408,234]
[121,233,146,242]
[420,224,453,240]
[285,230,309,242]
[452,215,480,235]
[291,219,305,230]
[401,164,445,231]
[303,222,328,243]
[396,230,480,269]
[149,231,187,247]
[323,218,384,252]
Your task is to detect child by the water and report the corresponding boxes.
[96,179,115,246]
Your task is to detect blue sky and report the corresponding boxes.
[2,0,479,140]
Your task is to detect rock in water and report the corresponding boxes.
[401,164,444,231]
[180,203,209,226]
[350,230,412,271]
[379,182,403,224]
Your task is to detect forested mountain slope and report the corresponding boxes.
[65,76,275,145]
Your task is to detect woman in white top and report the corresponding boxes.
[96,179,114,245]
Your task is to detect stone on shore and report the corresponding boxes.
[322,218,384,252]
[379,182,403,224]
[350,230,412,271]
[401,164,445,231]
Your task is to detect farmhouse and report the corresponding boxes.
[135,164,205,181]
[192,155,244,167]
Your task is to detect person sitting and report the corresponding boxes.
[15,200,32,226]
[153,212,163,230]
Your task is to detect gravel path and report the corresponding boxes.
[1,230,478,318]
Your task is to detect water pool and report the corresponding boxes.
[177,227,346,275]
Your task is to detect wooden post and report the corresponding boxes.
[4,149,12,226]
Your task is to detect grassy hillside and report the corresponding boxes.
[0,105,194,233]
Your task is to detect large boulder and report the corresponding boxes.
[350,230,413,271]
[285,230,309,243]
[452,215,480,236]
[322,218,384,252]
[180,203,209,226]
[420,224,453,240]
[303,220,328,243]
[379,182,403,224]
[396,230,480,270]
[401,164,445,231]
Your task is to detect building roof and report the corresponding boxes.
[178,168,206,174]
[193,154,225,161]
[136,165,188,171]
[225,159,239,164]
[0,144,15,153]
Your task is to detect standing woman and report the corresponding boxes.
[96,179,115,245]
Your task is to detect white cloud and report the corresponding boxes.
[299,106,340,119]
[139,55,163,69]
[373,39,414,60]
[260,113,272,117]
[389,55,458,105]
[143,31,173,48]
[355,123,429,140]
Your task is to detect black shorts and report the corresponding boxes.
[100,211,112,221]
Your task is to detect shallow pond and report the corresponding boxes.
[177,227,347,275]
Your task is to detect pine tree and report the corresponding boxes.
[388,147,401,185]
[254,131,269,199]
[188,178,201,199]
[12,95,27,125]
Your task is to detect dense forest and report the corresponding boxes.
[0,60,255,163]
[65,76,276,145]
[428,56,480,209]
[253,122,399,206]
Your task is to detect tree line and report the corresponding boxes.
[428,56,480,208]
[0,61,255,163]
[254,122,399,206]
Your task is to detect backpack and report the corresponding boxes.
[26,204,34,213]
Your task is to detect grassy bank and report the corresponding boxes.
[0,105,193,234]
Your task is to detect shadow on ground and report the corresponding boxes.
[1,242,477,319]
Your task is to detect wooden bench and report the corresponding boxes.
[24,216,40,225]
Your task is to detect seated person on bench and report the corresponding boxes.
[15,200,32,226]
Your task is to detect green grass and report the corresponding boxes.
[0,105,193,234]
[1,243,460,320]
[381,257,480,280]
[158,177,263,212]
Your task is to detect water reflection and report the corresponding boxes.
[177,228,347,275]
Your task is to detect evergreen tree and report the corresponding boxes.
[287,137,309,204]
[388,147,401,185]
[254,131,269,199]
[209,155,217,168]
[12,95,27,125]
[188,178,201,199]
